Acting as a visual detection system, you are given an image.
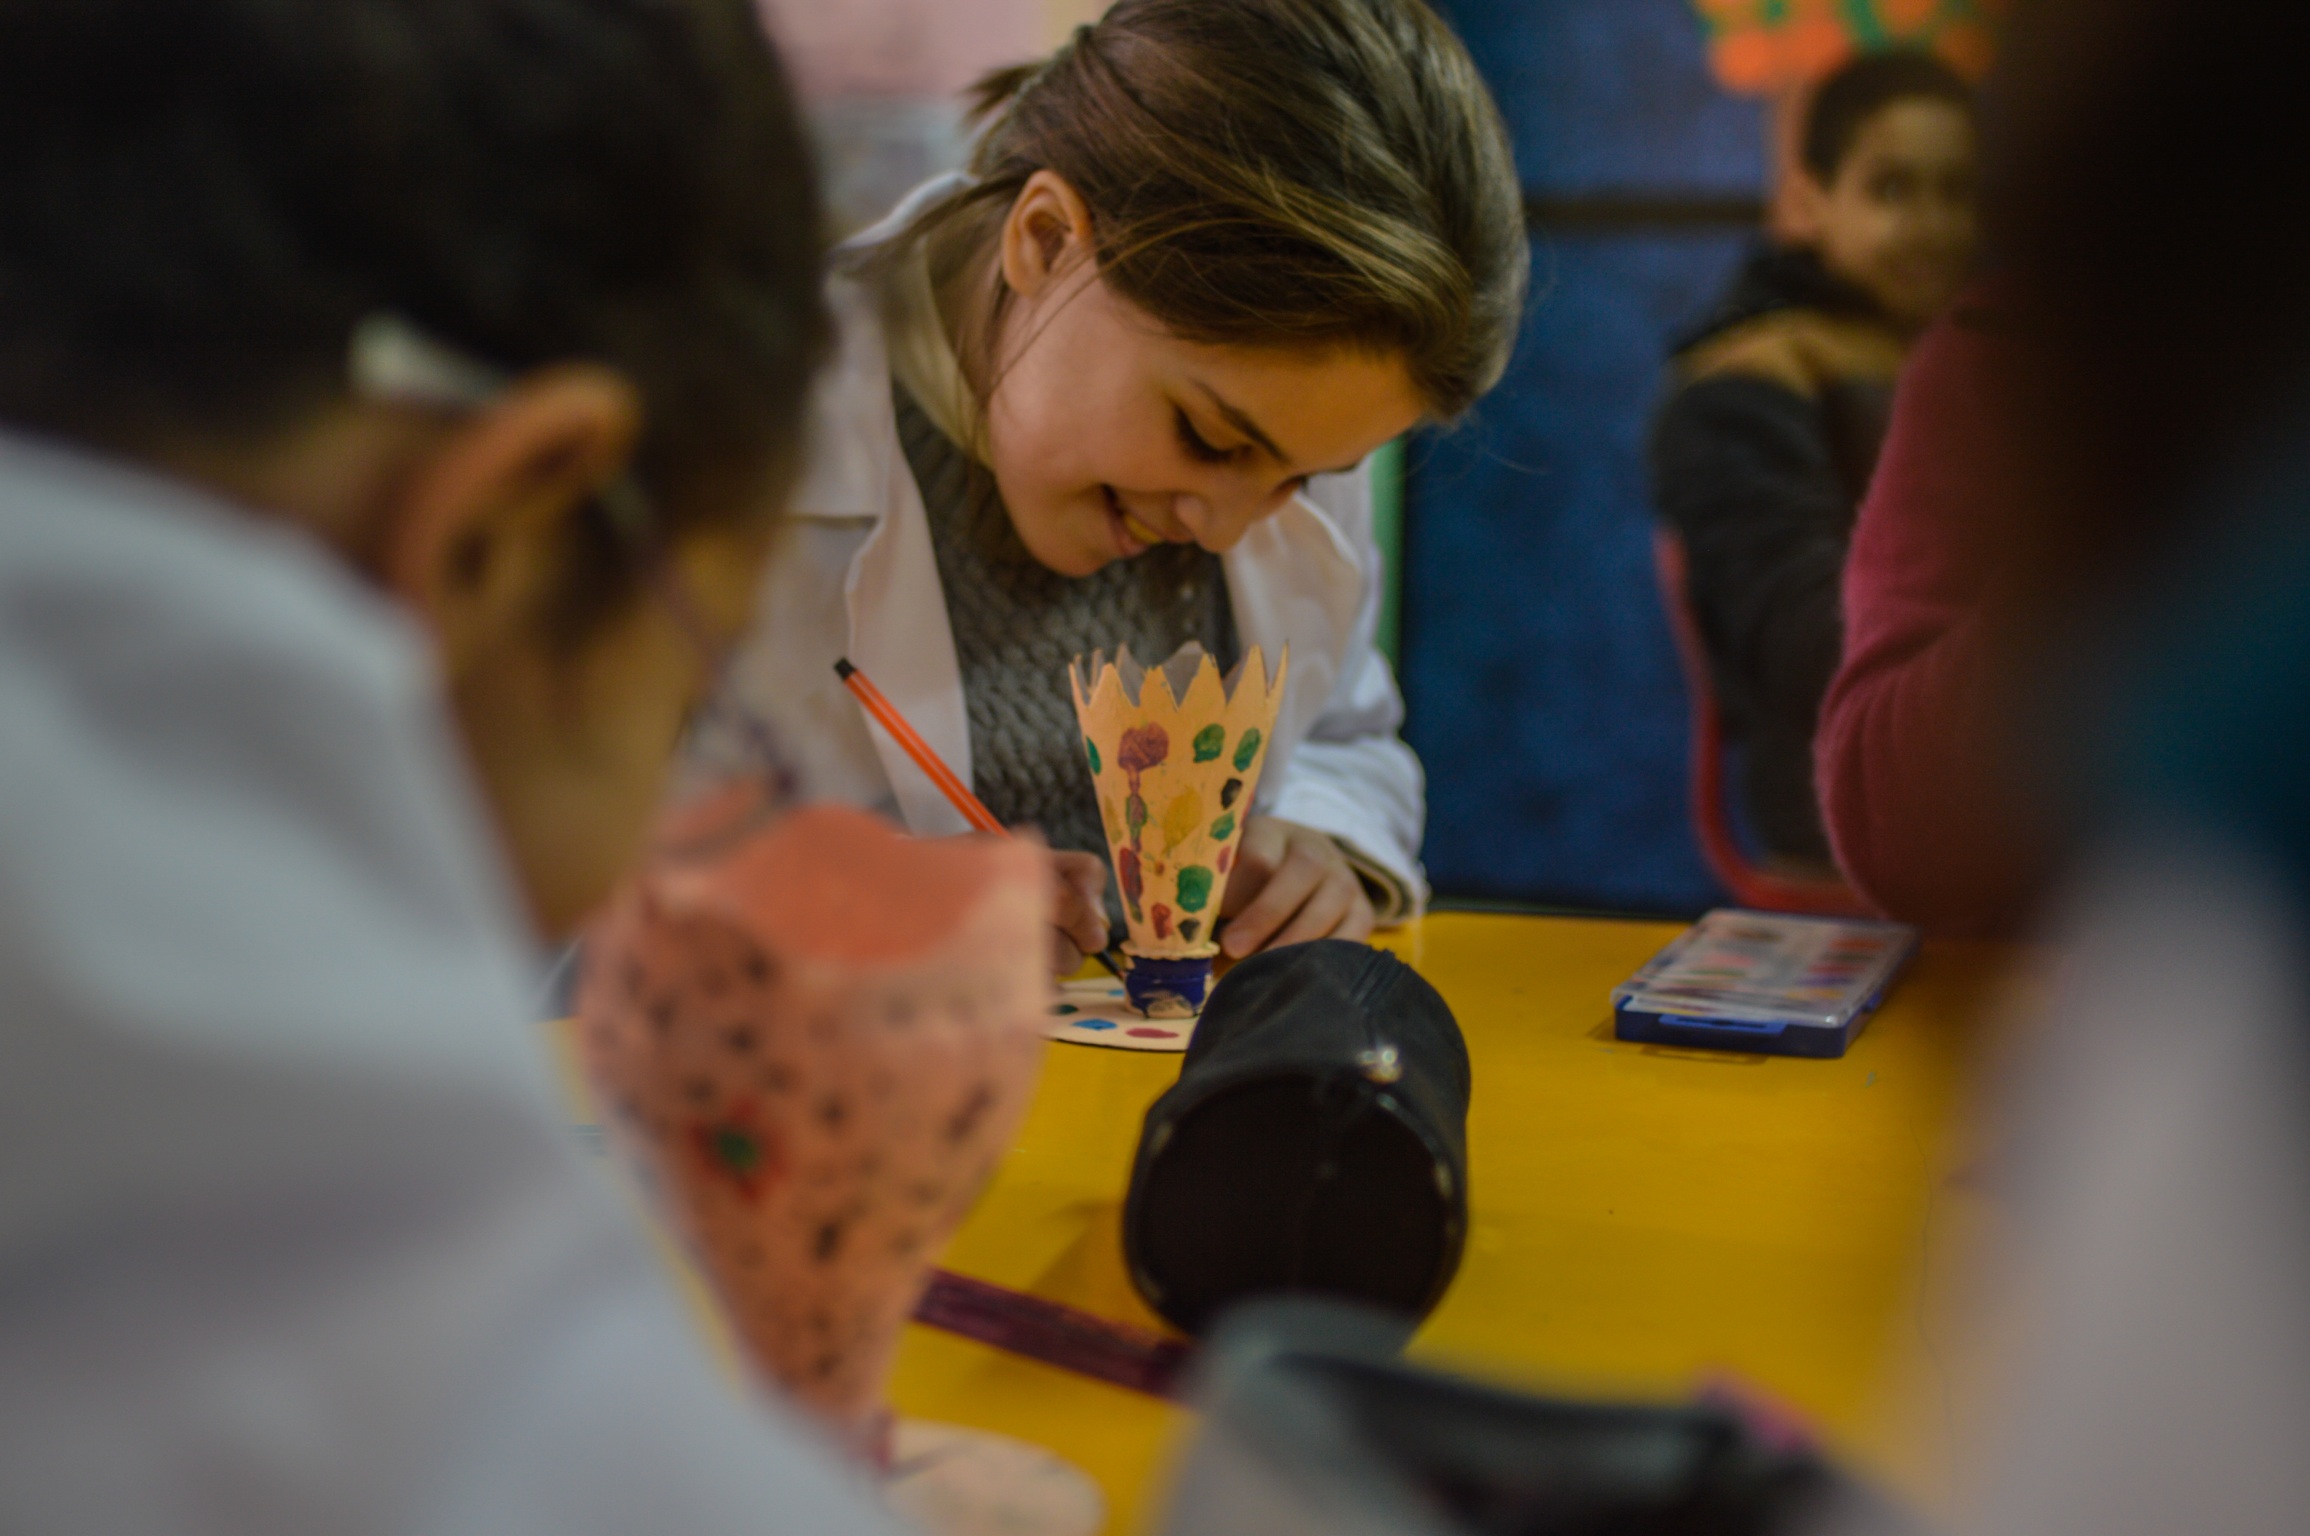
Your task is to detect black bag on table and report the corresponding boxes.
[1123,939,1471,1335]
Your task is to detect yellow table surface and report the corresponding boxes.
[887,912,2014,1534]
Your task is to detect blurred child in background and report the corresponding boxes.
[1652,51,1977,873]
[0,1,904,1530]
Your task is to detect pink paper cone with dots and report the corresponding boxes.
[576,794,1052,1442]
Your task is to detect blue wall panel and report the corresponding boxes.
[1403,0,1768,913]
[1405,233,1743,913]
[1437,0,1765,193]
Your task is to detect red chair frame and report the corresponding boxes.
[1651,529,1871,916]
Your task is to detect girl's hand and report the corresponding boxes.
[1048,847,1113,973]
[1219,816,1376,957]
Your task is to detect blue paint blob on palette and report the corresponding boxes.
[1043,978,1195,1052]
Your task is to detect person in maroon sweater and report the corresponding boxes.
[1812,292,2049,934]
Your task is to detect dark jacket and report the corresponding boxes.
[1651,246,1907,863]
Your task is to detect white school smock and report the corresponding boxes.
[698,176,1430,919]
[0,430,903,1536]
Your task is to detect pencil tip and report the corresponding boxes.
[833,658,856,681]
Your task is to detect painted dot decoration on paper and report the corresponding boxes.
[1118,846,1144,919]
[708,1124,761,1176]
[1192,724,1226,762]
[1209,813,1236,842]
[692,1108,778,1203]
[1176,865,1214,913]
[1162,789,1203,851]
[1083,738,1101,774]
[1232,729,1263,772]
[1118,723,1170,774]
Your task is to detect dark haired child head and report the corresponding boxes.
[0,0,828,933]
[1787,50,1979,330]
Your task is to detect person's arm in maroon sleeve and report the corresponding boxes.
[1814,304,2048,934]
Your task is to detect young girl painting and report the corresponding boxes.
[697,0,1528,965]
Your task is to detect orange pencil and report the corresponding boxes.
[835,658,1126,981]
[833,658,1005,836]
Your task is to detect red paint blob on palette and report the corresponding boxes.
[1126,1027,1177,1039]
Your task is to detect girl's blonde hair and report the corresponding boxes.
[922,0,1526,421]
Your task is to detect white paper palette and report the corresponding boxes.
[1041,977,1197,1053]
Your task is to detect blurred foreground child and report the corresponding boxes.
[1653,51,1977,871]
[0,2,905,1531]
[1882,0,2310,1525]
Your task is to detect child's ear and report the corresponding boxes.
[1783,168,1832,246]
[1000,169,1098,299]
[379,366,643,676]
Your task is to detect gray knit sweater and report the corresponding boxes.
[895,385,1237,869]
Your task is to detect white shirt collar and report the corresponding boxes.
[838,173,985,459]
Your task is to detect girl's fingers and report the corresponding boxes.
[1219,821,1288,916]
[1221,842,1326,956]
[1267,867,1370,951]
[1046,848,1111,958]
[1054,891,1109,957]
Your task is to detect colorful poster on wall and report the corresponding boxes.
[1687,0,2004,96]
[1687,0,2002,234]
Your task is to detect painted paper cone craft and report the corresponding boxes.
[576,796,1052,1444]
[1069,641,1287,1017]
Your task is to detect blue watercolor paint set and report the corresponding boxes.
[1612,910,1919,1059]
